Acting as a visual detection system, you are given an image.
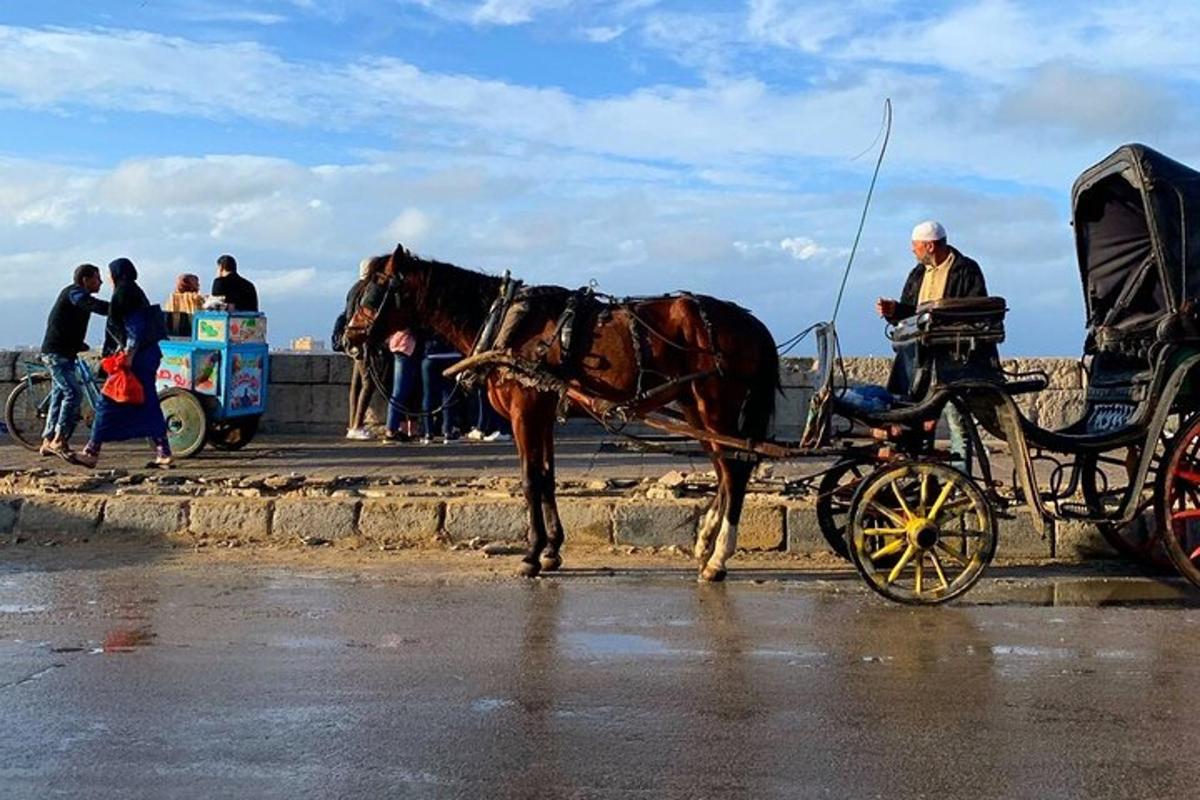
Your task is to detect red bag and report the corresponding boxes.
[100,353,145,405]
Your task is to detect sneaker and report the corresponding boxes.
[381,430,411,444]
[146,455,174,469]
[419,435,433,445]
[484,431,511,442]
[442,434,460,444]
[345,427,372,441]
[464,428,485,441]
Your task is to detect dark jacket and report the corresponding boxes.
[104,276,151,356]
[888,247,988,322]
[41,285,109,357]
[886,248,995,396]
[212,272,259,312]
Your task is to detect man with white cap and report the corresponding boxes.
[876,221,992,473]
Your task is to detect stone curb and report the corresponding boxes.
[0,491,1119,560]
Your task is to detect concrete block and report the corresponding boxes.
[1055,519,1124,561]
[613,501,700,548]
[358,499,443,545]
[264,384,316,427]
[328,355,354,385]
[0,350,17,381]
[16,496,105,536]
[736,503,785,550]
[313,384,352,427]
[270,353,329,384]
[557,500,613,545]
[0,496,21,535]
[101,498,188,536]
[273,498,358,541]
[190,498,272,541]
[995,512,1053,559]
[785,503,826,555]
[444,500,528,543]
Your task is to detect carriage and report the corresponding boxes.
[345,142,1200,604]
[801,143,1200,602]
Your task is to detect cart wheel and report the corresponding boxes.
[159,388,207,458]
[1156,415,1200,587]
[815,459,872,561]
[4,375,51,451]
[848,461,996,605]
[207,416,259,451]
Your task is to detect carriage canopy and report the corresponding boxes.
[1072,144,1200,346]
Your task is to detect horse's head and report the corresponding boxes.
[342,244,423,356]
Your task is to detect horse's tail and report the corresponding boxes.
[739,312,781,441]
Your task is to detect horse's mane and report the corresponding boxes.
[394,246,502,335]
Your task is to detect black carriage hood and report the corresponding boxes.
[1072,143,1200,344]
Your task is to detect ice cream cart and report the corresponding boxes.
[156,311,269,457]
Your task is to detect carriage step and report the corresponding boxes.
[1058,503,1100,520]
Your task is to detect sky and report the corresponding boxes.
[1,0,1197,356]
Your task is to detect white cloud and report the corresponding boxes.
[384,207,432,243]
[581,25,624,43]
[471,0,569,26]
[780,236,823,261]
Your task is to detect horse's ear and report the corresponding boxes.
[391,243,410,275]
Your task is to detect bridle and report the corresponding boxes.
[345,271,400,358]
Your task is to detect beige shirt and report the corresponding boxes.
[917,250,956,305]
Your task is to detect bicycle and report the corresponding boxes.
[4,357,103,451]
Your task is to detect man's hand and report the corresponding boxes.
[876,298,897,320]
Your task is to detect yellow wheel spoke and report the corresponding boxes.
[914,556,924,594]
[929,550,950,590]
[919,473,929,516]
[885,543,918,585]
[861,526,906,537]
[865,501,906,528]
[890,482,914,519]
[935,498,975,520]
[869,537,907,562]
[935,540,969,567]
[928,479,958,521]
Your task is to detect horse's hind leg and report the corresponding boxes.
[511,395,550,578]
[695,485,726,564]
[538,417,564,572]
[700,457,753,583]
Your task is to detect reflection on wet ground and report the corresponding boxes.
[2,555,1200,798]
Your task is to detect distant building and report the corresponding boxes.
[290,336,326,352]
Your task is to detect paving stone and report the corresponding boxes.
[102,498,188,536]
[189,498,272,540]
[444,500,528,543]
[1055,519,1123,561]
[273,498,358,541]
[0,496,21,535]
[736,503,785,550]
[358,499,443,544]
[613,502,701,548]
[16,496,105,536]
[996,512,1053,559]
[785,504,826,555]
[556,501,614,545]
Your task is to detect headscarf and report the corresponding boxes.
[175,273,201,293]
[358,257,373,279]
[109,257,138,284]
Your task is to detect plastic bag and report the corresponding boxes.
[100,353,145,405]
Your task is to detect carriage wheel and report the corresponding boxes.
[207,416,259,451]
[847,461,996,605]
[815,458,872,561]
[1156,415,1200,587]
[159,388,207,458]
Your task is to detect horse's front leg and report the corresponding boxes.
[512,405,549,578]
[538,415,564,572]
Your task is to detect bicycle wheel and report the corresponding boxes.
[4,376,51,451]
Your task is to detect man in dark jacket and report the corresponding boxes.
[876,221,990,472]
[39,263,109,459]
[211,254,259,312]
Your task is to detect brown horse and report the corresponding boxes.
[345,244,780,581]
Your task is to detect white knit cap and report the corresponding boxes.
[911,220,946,242]
[358,257,373,279]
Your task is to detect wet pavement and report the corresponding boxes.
[1,547,1199,799]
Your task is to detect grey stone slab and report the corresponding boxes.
[16,496,105,536]
[101,498,188,536]
[995,512,1053,559]
[0,496,21,535]
[273,498,358,541]
[785,504,826,555]
[358,499,443,544]
[444,500,528,543]
[613,501,700,548]
[189,498,272,541]
[737,503,785,550]
[270,354,330,384]
[1055,519,1123,561]
[556,500,614,545]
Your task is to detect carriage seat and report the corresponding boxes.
[889,296,1007,349]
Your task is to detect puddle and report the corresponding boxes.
[471,698,516,713]
[100,627,155,654]
[976,577,1200,608]
[0,604,48,614]
[564,632,676,658]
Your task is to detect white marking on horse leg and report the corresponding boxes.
[704,515,739,574]
[694,505,721,561]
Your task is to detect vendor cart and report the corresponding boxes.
[155,311,269,457]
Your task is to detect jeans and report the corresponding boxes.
[40,354,82,442]
[944,403,973,475]
[421,355,456,437]
[386,352,420,433]
[473,387,512,435]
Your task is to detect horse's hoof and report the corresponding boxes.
[516,559,541,578]
[539,553,563,572]
[698,565,727,583]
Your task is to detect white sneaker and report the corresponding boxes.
[465,428,485,441]
[345,427,372,441]
[484,431,511,442]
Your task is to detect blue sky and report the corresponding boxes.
[1,0,1198,355]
